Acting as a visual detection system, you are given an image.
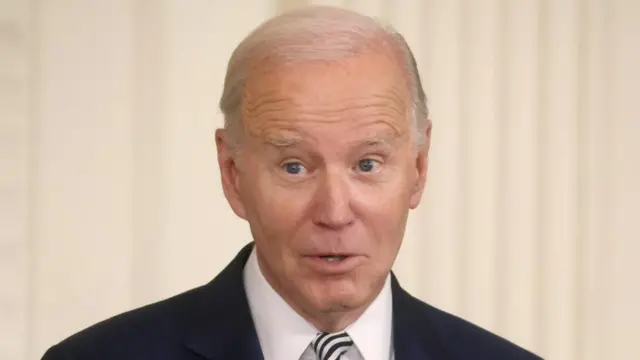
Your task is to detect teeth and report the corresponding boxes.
[324,256,346,262]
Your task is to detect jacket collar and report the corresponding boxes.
[182,243,264,360]
[182,243,446,360]
[390,274,451,360]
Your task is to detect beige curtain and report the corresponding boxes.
[2,0,639,359]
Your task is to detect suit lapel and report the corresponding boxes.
[182,243,264,360]
[391,274,451,360]
[181,243,450,360]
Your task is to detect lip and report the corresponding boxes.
[303,255,364,275]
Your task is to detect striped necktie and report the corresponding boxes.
[311,331,354,360]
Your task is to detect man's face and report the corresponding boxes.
[217,52,430,324]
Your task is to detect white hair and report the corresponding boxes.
[219,6,429,149]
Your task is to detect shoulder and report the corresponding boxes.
[402,293,543,360]
[40,245,253,360]
[40,284,211,360]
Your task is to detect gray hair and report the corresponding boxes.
[218,6,429,149]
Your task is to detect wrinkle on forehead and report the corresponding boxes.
[262,127,409,152]
[240,55,412,142]
[244,95,408,135]
[244,86,407,116]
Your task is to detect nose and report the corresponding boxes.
[313,167,355,230]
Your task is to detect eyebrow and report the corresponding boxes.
[264,135,304,148]
[360,136,396,147]
[263,133,402,151]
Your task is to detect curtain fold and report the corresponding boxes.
[2,0,638,359]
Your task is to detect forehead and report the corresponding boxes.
[241,53,411,140]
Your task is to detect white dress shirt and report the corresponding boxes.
[243,248,395,360]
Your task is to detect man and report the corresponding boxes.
[42,6,541,360]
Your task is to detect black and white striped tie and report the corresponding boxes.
[311,331,354,360]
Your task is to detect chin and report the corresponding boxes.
[313,295,361,313]
[313,281,369,311]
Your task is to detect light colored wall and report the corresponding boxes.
[2,0,639,359]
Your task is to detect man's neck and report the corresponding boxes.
[256,252,386,333]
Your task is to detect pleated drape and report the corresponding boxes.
[2,1,638,359]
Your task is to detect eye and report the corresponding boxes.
[356,158,381,173]
[282,161,306,175]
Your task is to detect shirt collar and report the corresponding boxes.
[243,248,318,360]
[243,247,393,360]
[344,273,393,360]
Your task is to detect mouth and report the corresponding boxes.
[304,254,362,274]
[318,255,348,262]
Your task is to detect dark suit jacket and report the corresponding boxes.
[42,243,542,360]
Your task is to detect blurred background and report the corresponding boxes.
[1,0,639,359]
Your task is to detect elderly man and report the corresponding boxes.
[42,6,541,360]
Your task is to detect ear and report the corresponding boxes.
[215,129,247,220]
[409,120,432,209]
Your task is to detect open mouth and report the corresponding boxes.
[319,255,348,262]
[306,254,361,273]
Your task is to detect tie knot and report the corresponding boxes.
[311,331,354,360]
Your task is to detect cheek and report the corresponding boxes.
[244,175,315,234]
[349,180,412,244]
[350,174,413,216]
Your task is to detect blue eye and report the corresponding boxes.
[283,162,305,175]
[357,159,379,172]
